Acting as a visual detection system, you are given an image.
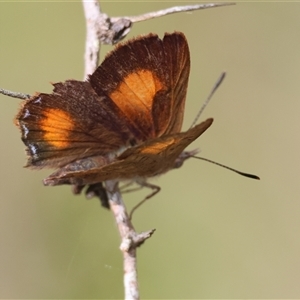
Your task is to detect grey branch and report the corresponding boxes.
[105,180,155,300]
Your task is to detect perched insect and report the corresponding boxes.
[15,32,259,211]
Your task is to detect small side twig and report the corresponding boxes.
[0,88,30,100]
[118,2,235,23]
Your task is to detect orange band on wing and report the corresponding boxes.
[109,69,164,112]
[40,108,74,148]
[140,138,175,154]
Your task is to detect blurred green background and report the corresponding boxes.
[1,1,300,299]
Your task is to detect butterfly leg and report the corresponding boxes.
[129,181,161,219]
[119,180,136,193]
[120,181,144,194]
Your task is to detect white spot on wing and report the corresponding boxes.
[23,109,30,118]
[22,124,29,138]
[34,97,42,104]
[29,144,37,155]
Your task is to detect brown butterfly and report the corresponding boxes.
[15,32,213,207]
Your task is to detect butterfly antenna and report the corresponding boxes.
[190,72,226,129]
[192,155,260,180]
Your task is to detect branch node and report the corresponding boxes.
[98,17,132,45]
[120,229,156,252]
[133,229,156,248]
[120,236,133,252]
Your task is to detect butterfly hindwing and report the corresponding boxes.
[43,119,213,186]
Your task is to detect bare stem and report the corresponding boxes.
[105,180,139,300]
[105,181,155,300]
[116,2,235,23]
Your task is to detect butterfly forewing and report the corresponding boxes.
[90,32,190,140]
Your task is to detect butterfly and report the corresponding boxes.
[15,32,213,206]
